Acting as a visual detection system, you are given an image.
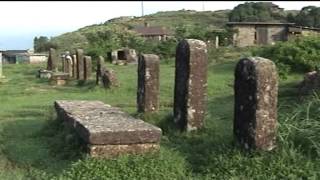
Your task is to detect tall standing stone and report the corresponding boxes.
[0,52,2,78]
[234,57,278,151]
[137,54,160,113]
[84,56,92,80]
[96,56,105,85]
[174,39,208,131]
[64,55,73,77]
[47,48,58,72]
[76,49,84,80]
[72,54,77,78]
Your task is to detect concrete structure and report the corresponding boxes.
[111,48,138,65]
[0,50,47,64]
[54,100,162,158]
[227,22,320,47]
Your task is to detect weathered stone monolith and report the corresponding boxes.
[64,55,73,77]
[72,54,77,78]
[84,56,92,80]
[101,67,119,88]
[137,54,160,113]
[234,57,278,151]
[0,52,3,78]
[173,39,208,131]
[47,48,58,72]
[76,49,84,80]
[96,56,105,85]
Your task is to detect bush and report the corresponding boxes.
[252,36,320,79]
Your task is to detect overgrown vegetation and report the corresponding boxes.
[0,46,319,179]
[252,36,320,79]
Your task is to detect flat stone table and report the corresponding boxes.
[54,100,162,157]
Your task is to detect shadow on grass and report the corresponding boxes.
[0,106,84,175]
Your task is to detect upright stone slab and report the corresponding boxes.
[64,55,73,77]
[96,56,105,85]
[72,54,77,78]
[101,67,119,88]
[47,48,58,72]
[234,57,278,151]
[137,54,160,113]
[174,39,208,131]
[76,49,84,80]
[84,56,92,80]
[0,52,3,78]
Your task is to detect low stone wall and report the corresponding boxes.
[54,100,162,157]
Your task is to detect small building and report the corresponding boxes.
[133,22,172,41]
[227,22,320,47]
[0,49,47,64]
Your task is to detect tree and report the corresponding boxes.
[294,6,320,28]
[228,2,285,22]
[34,36,50,52]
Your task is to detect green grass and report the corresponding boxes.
[0,50,319,179]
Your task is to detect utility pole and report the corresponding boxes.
[141,1,144,16]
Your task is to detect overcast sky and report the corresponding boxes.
[1,1,320,50]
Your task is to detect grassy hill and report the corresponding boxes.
[50,10,231,53]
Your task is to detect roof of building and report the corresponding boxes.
[289,25,320,32]
[227,22,295,26]
[133,26,171,36]
[1,50,29,56]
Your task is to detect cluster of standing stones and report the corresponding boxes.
[53,38,279,158]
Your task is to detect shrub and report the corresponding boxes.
[252,36,320,79]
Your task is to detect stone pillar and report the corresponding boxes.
[72,54,77,78]
[101,67,119,88]
[76,49,84,80]
[174,39,208,131]
[47,48,58,72]
[64,56,73,77]
[215,36,219,48]
[96,56,105,85]
[0,52,2,78]
[234,57,278,151]
[84,56,92,80]
[137,54,160,113]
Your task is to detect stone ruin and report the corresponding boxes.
[111,48,138,65]
[47,48,58,72]
[173,39,208,131]
[55,100,162,158]
[234,57,278,151]
[84,56,92,80]
[76,49,85,80]
[137,54,160,113]
[0,52,5,79]
[101,67,119,89]
[298,71,320,96]
[96,56,104,85]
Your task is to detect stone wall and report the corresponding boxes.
[233,25,256,47]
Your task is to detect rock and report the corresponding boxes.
[101,67,119,88]
[50,72,70,86]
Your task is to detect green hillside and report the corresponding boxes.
[49,8,299,55]
[50,10,230,53]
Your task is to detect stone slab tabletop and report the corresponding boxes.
[54,100,162,145]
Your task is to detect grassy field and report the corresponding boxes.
[0,49,319,179]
